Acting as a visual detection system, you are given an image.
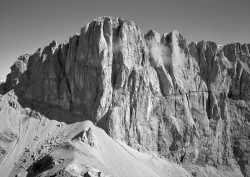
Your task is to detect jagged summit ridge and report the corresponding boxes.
[1,16,250,177]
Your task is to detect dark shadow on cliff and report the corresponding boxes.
[0,83,5,95]
[11,88,91,125]
[2,68,103,128]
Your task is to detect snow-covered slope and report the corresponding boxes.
[0,90,192,177]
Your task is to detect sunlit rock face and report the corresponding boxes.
[3,16,250,177]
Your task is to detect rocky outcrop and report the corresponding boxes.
[4,54,29,92]
[2,16,250,176]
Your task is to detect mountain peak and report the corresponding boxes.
[1,17,250,177]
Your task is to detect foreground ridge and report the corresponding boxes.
[0,16,250,177]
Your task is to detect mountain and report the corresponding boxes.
[0,16,250,177]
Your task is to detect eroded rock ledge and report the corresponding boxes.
[2,16,250,176]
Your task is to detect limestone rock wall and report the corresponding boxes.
[4,16,250,176]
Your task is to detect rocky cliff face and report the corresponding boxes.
[2,17,250,176]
